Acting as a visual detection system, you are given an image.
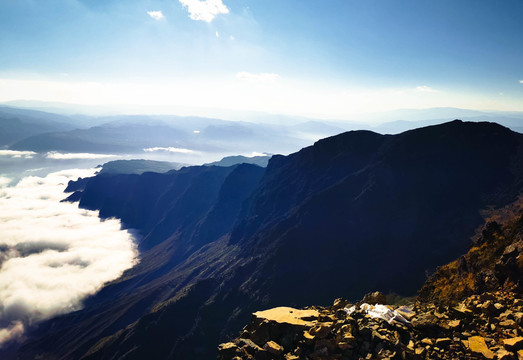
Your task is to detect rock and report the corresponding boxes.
[308,322,333,339]
[337,341,354,350]
[412,313,439,330]
[334,309,347,320]
[407,340,414,350]
[219,286,521,360]
[395,306,416,321]
[371,329,390,342]
[503,337,523,351]
[515,312,523,326]
[421,338,433,346]
[451,303,474,319]
[219,342,240,358]
[361,291,387,305]
[238,339,263,353]
[435,338,452,347]
[415,347,426,356]
[500,319,517,329]
[332,298,349,310]
[264,341,284,355]
[497,349,516,360]
[252,307,319,328]
[481,301,499,316]
[314,338,337,353]
[468,336,495,359]
[303,330,315,343]
[447,319,461,330]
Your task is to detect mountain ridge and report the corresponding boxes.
[11,120,523,359]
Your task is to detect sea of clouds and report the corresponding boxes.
[0,169,138,346]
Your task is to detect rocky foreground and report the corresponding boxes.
[218,212,523,359]
[218,290,522,360]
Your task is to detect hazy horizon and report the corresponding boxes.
[1,0,522,120]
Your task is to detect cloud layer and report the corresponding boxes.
[0,150,37,159]
[179,0,229,22]
[0,169,138,347]
[45,152,116,160]
[144,147,194,154]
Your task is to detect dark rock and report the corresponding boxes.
[263,341,283,355]
[361,292,388,305]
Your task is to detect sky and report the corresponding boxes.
[0,0,522,119]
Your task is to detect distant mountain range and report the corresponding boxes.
[204,155,271,168]
[10,120,523,360]
[96,159,184,175]
[0,107,76,146]
[0,106,334,155]
[2,104,523,159]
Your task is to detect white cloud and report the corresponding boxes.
[0,150,37,159]
[0,169,138,347]
[179,0,229,22]
[46,152,115,160]
[0,177,12,188]
[147,10,165,20]
[249,152,269,157]
[414,85,440,93]
[0,321,24,345]
[236,72,279,84]
[193,130,201,134]
[520,80,523,84]
[215,31,219,37]
[230,35,235,41]
[143,147,194,154]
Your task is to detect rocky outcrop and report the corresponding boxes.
[219,290,522,360]
[420,210,523,303]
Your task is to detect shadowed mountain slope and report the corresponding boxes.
[12,120,523,360]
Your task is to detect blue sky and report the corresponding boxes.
[0,0,522,118]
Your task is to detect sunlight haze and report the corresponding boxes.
[1,0,522,118]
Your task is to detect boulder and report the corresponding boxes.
[468,336,495,359]
[361,291,387,305]
[218,342,240,358]
[252,307,318,328]
[503,337,523,351]
[264,341,284,355]
[497,349,516,360]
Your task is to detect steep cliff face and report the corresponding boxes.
[227,120,523,306]
[13,121,523,360]
[218,208,523,360]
